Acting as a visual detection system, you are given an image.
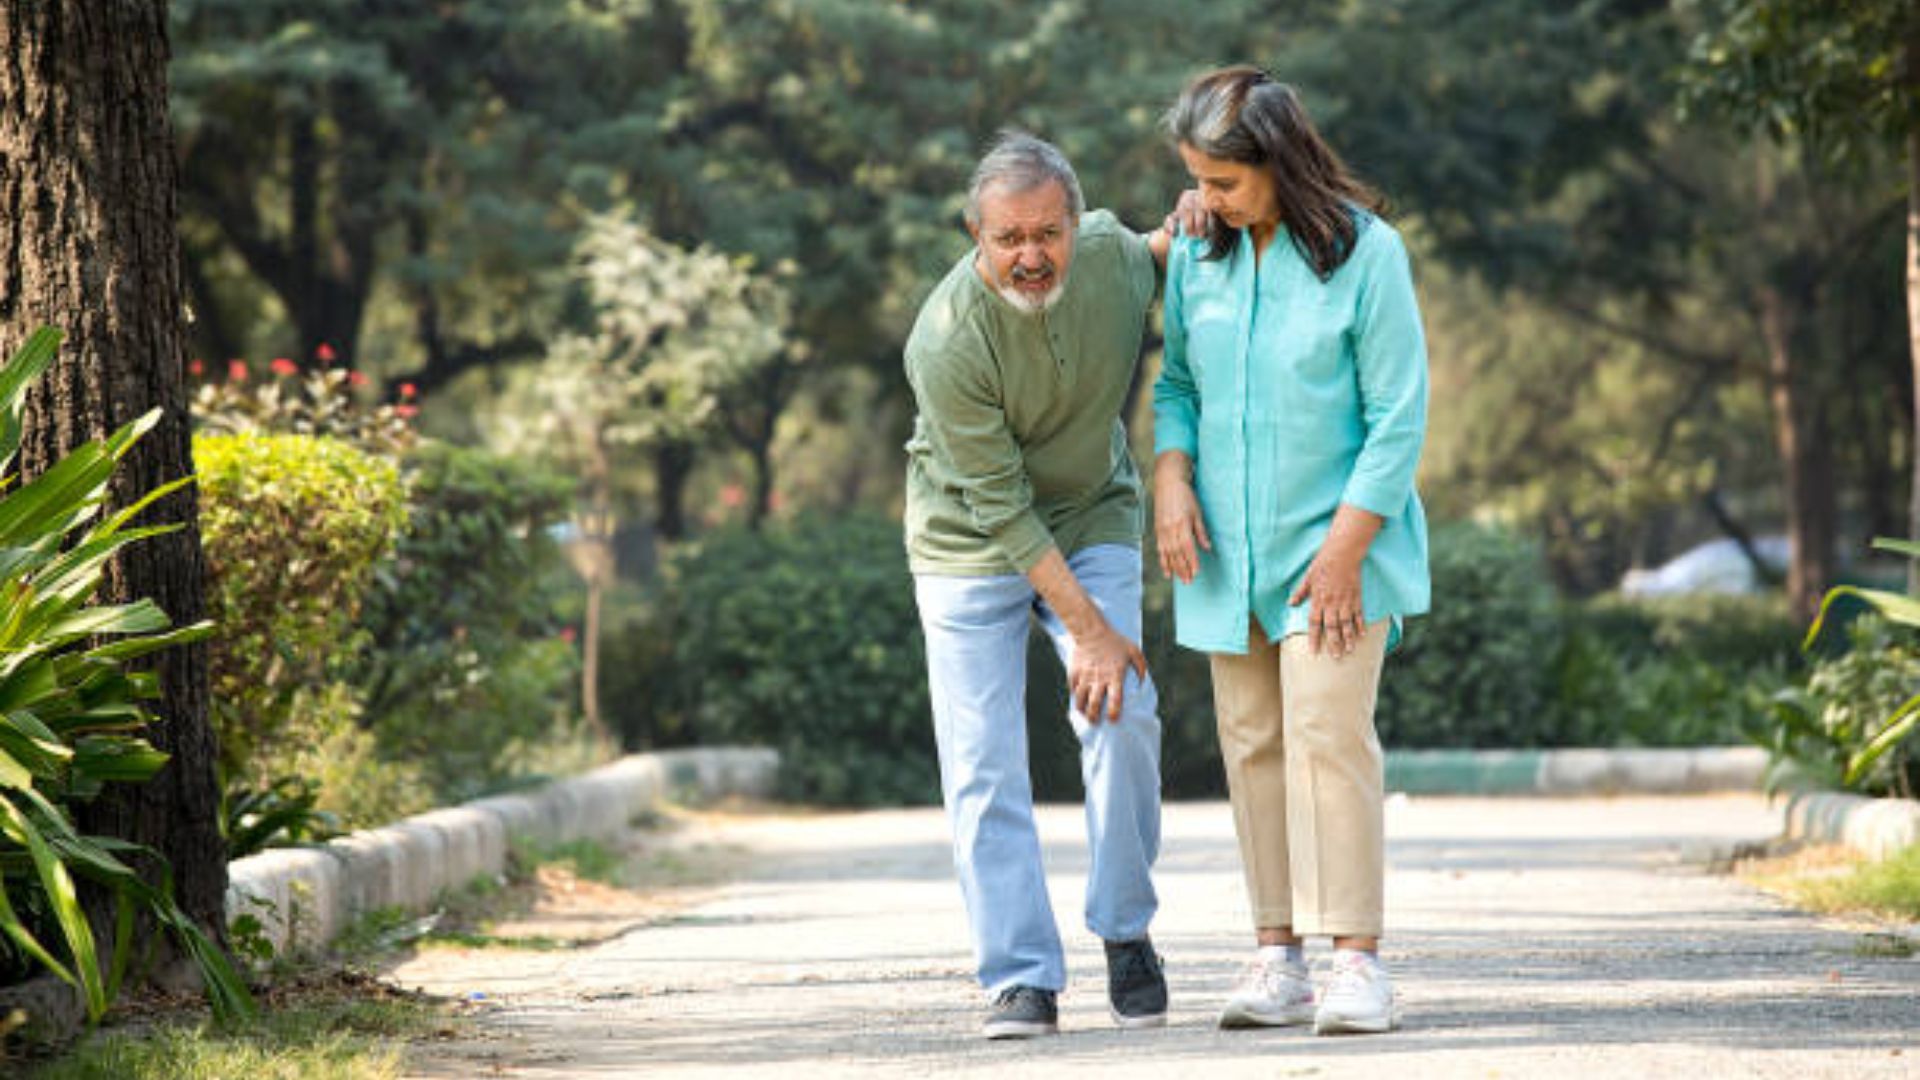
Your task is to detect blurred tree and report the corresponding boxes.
[0,0,227,976]
[170,0,1270,532]
[1277,0,1906,611]
[1679,0,1920,588]
[169,0,607,378]
[484,209,788,742]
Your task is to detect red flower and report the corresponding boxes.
[314,342,337,365]
[228,359,249,382]
[719,483,747,509]
[347,370,369,388]
[271,357,298,377]
[559,626,578,645]
[398,382,418,400]
[188,358,205,377]
[395,403,420,419]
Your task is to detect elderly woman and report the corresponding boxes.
[1152,66,1430,1035]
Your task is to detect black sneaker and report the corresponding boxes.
[983,985,1059,1039]
[1104,937,1168,1028]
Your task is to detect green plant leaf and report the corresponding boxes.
[0,840,80,991]
[0,657,61,713]
[0,746,32,789]
[71,735,169,784]
[1869,537,1920,560]
[1805,585,1920,648]
[43,599,172,642]
[1843,692,1920,787]
[0,328,63,470]
[0,795,105,1019]
[0,440,114,548]
[79,620,214,663]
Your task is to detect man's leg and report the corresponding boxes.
[915,572,1066,995]
[1033,544,1162,945]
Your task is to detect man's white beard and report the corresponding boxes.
[984,235,1074,314]
[994,277,1066,314]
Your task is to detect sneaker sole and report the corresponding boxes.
[983,1020,1058,1040]
[1109,1008,1168,1030]
[1218,1001,1315,1029]
[1313,1010,1398,1036]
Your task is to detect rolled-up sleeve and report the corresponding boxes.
[1152,241,1200,460]
[906,346,1054,572]
[1340,227,1427,519]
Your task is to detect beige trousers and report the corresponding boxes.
[1210,617,1389,937]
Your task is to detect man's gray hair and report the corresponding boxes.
[963,130,1085,228]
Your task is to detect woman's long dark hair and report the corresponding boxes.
[1164,66,1385,279]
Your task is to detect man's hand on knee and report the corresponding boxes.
[1070,623,1149,722]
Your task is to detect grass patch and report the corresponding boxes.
[509,836,625,887]
[418,929,573,951]
[24,972,448,1080]
[1780,843,1920,921]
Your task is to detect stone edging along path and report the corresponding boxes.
[225,746,779,958]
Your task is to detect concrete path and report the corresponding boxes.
[395,796,1917,1078]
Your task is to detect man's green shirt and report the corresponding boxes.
[904,210,1157,576]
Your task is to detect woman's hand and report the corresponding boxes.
[1288,553,1366,657]
[1290,504,1386,657]
[1153,453,1210,584]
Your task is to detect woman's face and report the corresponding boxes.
[1178,142,1279,232]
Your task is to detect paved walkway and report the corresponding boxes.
[396,796,1916,1078]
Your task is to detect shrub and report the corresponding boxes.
[355,441,580,801]
[193,358,416,457]
[1753,615,1920,797]
[195,432,409,791]
[660,515,937,806]
[1552,594,1802,747]
[1375,522,1564,747]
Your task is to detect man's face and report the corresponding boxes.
[970,179,1076,314]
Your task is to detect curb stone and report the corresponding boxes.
[1384,746,1768,796]
[1781,791,1920,861]
[225,747,779,958]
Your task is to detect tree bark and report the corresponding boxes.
[0,0,227,969]
[1759,284,1836,622]
[653,440,696,542]
[1906,42,1920,587]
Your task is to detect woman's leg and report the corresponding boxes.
[1277,619,1390,946]
[1210,617,1294,942]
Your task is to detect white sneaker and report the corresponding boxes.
[1313,950,1398,1035]
[1218,948,1315,1028]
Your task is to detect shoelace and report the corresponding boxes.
[1241,956,1309,999]
[1313,955,1382,999]
[993,986,1044,1008]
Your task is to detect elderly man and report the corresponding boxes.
[904,130,1177,1039]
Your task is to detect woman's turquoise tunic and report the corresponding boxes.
[1152,213,1430,654]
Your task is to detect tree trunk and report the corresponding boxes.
[653,440,696,542]
[0,0,227,971]
[746,433,775,531]
[567,435,616,755]
[1906,105,1920,588]
[1760,284,1837,622]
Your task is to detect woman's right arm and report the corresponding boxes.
[1152,241,1209,583]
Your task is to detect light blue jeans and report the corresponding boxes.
[914,543,1163,995]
